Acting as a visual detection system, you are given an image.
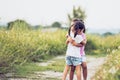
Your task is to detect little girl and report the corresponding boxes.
[69,19,87,80]
[62,21,85,80]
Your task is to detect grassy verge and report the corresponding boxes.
[11,58,65,78]
[0,29,66,73]
[92,49,120,80]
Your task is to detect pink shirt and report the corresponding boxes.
[80,33,86,56]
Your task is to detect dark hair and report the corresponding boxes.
[68,18,86,37]
[74,21,85,37]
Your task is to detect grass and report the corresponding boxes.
[45,59,65,72]
[12,58,65,78]
[13,63,46,77]
[93,49,120,80]
[8,51,120,80]
[13,55,103,78]
[0,29,66,73]
[87,53,107,58]
[38,77,61,80]
[0,27,120,79]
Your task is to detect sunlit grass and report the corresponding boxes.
[93,49,120,80]
[0,29,66,73]
[46,59,65,72]
[0,28,120,80]
[12,58,65,78]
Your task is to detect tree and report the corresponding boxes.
[68,6,86,25]
[103,32,114,36]
[7,19,31,31]
[34,25,42,29]
[51,21,61,28]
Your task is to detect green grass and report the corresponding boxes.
[0,29,66,73]
[87,53,106,58]
[0,26,120,79]
[13,63,47,77]
[14,59,65,77]
[93,49,120,80]
[46,59,65,72]
[38,77,61,80]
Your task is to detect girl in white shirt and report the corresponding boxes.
[69,19,87,80]
[62,21,85,80]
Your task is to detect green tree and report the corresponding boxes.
[34,25,42,29]
[7,19,31,31]
[103,32,114,36]
[51,21,61,28]
[68,6,86,25]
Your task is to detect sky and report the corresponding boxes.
[0,0,120,31]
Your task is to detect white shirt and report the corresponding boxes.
[66,31,83,58]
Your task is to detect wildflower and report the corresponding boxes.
[109,66,118,74]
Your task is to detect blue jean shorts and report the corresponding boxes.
[81,55,86,62]
[65,56,82,66]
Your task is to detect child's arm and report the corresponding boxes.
[65,33,70,44]
[81,34,87,45]
[80,39,87,45]
[72,39,87,47]
[71,40,83,47]
[67,37,83,47]
[69,37,87,47]
[66,34,68,38]
[74,34,87,47]
[66,36,72,44]
[66,38,69,44]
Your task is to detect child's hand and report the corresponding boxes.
[66,34,69,38]
[67,37,74,43]
[66,38,69,44]
[66,37,73,44]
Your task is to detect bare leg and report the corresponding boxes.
[75,65,81,80]
[81,62,87,80]
[62,65,70,80]
[69,65,76,80]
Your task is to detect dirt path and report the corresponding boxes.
[36,56,106,80]
[7,56,106,80]
[86,56,106,80]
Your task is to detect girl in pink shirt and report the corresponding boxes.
[68,19,87,80]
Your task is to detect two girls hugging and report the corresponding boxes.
[62,19,87,80]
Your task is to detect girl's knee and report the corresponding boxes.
[66,68,70,72]
[64,65,70,72]
[75,65,81,71]
[82,63,87,69]
[82,65,87,69]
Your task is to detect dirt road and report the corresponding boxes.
[37,56,106,80]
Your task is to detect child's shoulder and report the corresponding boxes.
[82,33,86,37]
[82,33,85,35]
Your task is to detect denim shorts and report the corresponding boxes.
[65,56,82,66]
[81,55,86,62]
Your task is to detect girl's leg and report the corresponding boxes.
[69,65,76,80]
[75,65,81,80]
[62,65,70,80]
[81,62,87,80]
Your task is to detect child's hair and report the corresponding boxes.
[74,21,85,37]
[68,18,85,37]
